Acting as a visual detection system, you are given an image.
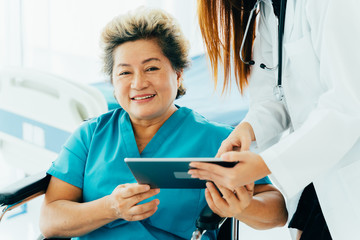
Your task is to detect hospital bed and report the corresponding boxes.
[0,54,248,239]
[0,67,109,175]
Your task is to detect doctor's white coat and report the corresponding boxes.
[243,0,360,239]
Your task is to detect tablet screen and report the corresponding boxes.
[124,158,236,188]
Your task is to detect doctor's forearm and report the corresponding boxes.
[236,189,287,230]
[40,196,116,238]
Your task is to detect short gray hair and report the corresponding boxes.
[100,7,190,98]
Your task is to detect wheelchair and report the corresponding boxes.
[0,68,241,240]
[0,171,239,240]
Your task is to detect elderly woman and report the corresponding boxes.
[39,7,287,240]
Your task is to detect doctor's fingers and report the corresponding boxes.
[216,139,238,158]
[188,166,227,185]
[239,135,252,151]
[195,170,240,190]
[216,124,254,157]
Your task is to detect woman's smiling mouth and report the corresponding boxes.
[131,94,156,101]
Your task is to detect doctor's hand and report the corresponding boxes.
[216,122,255,157]
[205,182,255,219]
[106,183,160,222]
[189,151,271,191]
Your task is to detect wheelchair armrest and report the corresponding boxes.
[196,204,226,231]
[0,171,51,206]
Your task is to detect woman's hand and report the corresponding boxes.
[107,183,160,221]
[189,151,270,190]
[216,122,255,157]
[205,182,255,219]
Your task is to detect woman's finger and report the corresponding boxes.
[128,199,160,216]
[244,183,255,193]
[127,206,158,222]
[117,184,151,198]
[205,187,222,216]
[216,184,236,201]
[233,185,249,199]
[207,182,245,218]
[128,188,160,206]
[206,182,230,210]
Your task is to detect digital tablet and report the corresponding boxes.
[124,158,237,189]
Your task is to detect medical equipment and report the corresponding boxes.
[240,0,286,101]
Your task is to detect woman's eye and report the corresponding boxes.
[119,71,130,76]
[146,67,159,72]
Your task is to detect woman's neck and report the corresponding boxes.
[130,106,177,153]
[132,123,161,153]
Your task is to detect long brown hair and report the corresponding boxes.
[197,0,257,94]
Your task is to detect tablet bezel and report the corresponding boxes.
[124,157,236,188]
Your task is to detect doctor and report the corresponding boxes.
[190,0,360,239]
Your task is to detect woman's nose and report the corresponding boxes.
[131,73,148,90]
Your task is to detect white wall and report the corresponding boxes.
[0,0,203,84]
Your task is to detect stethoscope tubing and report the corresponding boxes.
[239,0,287,101]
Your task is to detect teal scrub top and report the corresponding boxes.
[48,106,271,240]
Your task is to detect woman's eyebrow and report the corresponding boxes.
[116,63,131,67]
[142,58,161,64]
[115,58,161,68]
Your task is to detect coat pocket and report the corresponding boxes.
[283,32,322,128]
[283,32,320,84]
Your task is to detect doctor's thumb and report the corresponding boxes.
[220,151,242,162]
[215,141,235,158]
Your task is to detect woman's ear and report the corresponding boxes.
[113,90,118,102]
[176,70,184,88]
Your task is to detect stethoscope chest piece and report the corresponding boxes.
[273,85,285,101]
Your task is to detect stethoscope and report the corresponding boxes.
[240,0,287,101]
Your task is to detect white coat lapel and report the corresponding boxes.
[261,0,279,79]
[284,0,295,41]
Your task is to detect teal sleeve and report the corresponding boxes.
[255,176,271,185]
[47,121,94,189]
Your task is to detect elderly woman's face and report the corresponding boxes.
[112,39,181,122]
